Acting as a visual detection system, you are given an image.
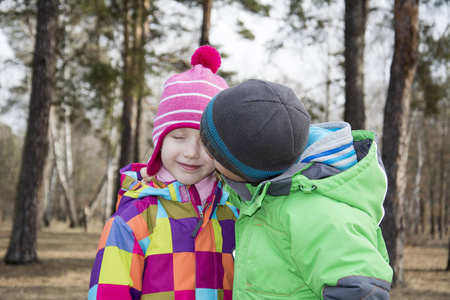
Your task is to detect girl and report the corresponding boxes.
[89,46,238,300]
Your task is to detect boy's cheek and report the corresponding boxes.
[214,160,246,182]
[202,144,214,159]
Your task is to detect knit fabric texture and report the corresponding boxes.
[200,79,311,183]
[89,163,238,300]
[147,46,228,176]
[300,122,358,170]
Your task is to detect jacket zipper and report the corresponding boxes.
[191,209,204,237]
[190,183,218,238]
[190,183,205,238]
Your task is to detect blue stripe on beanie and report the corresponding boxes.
[204,96,286,181]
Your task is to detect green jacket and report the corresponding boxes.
[226,128,393,299]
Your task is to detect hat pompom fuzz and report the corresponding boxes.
[191,45,222,74]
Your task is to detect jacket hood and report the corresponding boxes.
[116,169,174,211]
[296,129,387,225]
[224,123,388,225]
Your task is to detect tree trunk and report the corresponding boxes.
[447,235,450,271]
[422,119,433,235]
[380,0,419,287]
[105,123,120,221]
[42,112,56,227]
[325,5,332,123]
[200,0,213,46]
[411,113,423,235]
[42,143,56,227]
[5,0,59,264]
[429,157,437,237]
[344,0,368,130]
[62,102,80,227]
[116,0,136,214]
[404,111,415,236]
[85,174,107,223]
[116,0,148,214]
[439,104,448,238]
[114,0,151,216]
[134,0,151,162]
[50,106,80,227]
[118,0,138,170]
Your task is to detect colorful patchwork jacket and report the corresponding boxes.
[89,163,238,300]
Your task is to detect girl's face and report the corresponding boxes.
[161,128,215,185]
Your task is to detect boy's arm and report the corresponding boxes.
[118,163,148,182]
[282,199,392,300]
[89,216,144,300]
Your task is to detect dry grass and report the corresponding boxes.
[0,222,449,300]
[0,222,100,300]
[390,237,450,300]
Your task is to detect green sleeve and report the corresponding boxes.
[280,195,392,299]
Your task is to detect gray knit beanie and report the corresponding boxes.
[200,79,311,183]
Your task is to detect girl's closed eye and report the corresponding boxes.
[168,131,185,140]
[169,128,188,140]
[172,135,185,140]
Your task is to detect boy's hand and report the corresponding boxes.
[140,167,152,184]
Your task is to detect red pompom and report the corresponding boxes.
[190,45,221,74]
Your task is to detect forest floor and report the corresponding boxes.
[0,222,449,300]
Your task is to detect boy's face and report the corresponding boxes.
[213,160,247,182]
[161,128,215,185]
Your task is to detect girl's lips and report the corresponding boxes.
[178,162,200,171]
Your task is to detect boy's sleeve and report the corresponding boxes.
[88,216,145,300]
[282,198,393,300]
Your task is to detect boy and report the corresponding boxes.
[200,79,393,299]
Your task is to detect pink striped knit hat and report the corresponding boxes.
[147,45,228,176]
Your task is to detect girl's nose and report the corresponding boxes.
[183,139,200,158]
